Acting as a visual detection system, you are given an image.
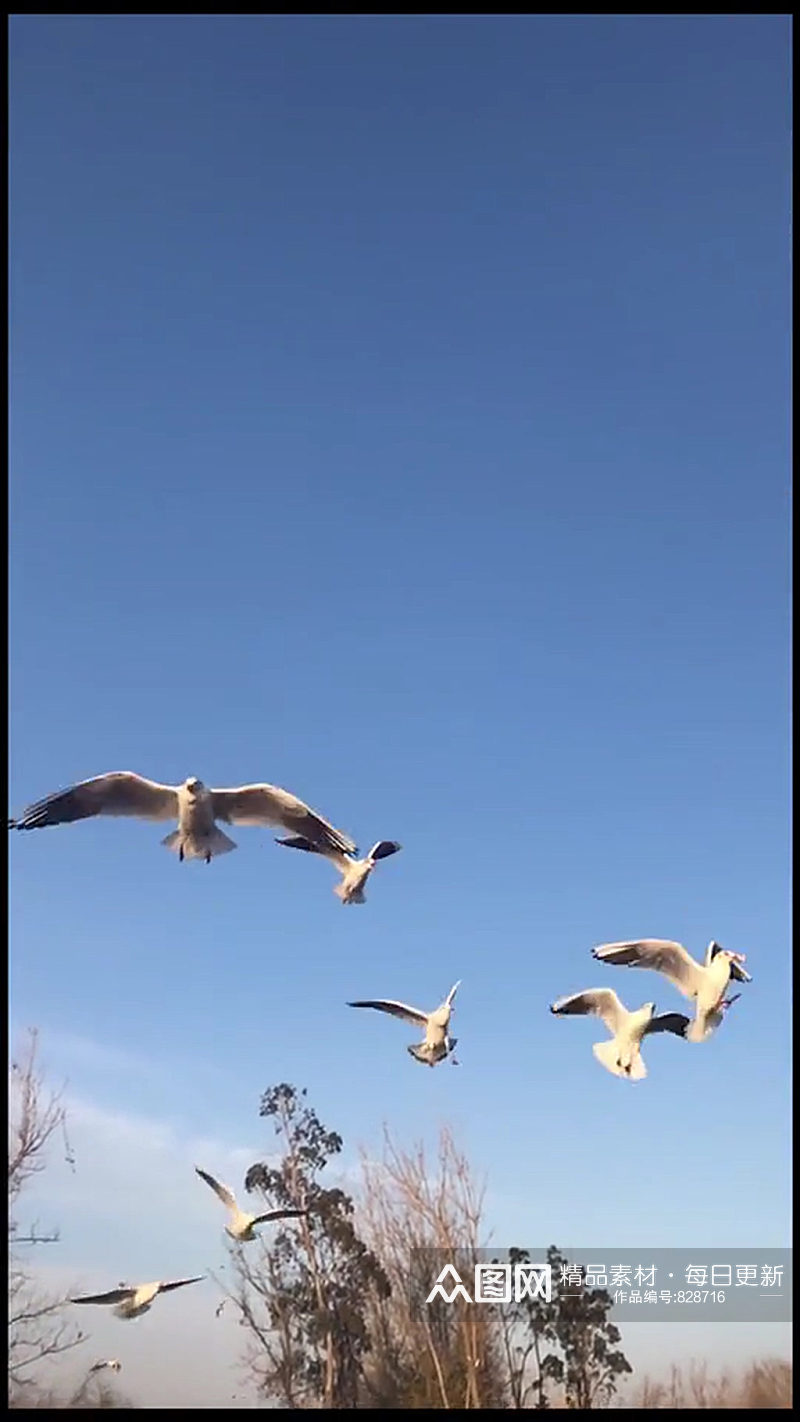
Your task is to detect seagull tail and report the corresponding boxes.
[205,826,237,857]
[592,1039,647,1081]
[407,1043,430,1066]
[161,827,237,859]
[334,880,366,905]
[685,1016,710,1044]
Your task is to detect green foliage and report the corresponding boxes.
[239,1084,390,1408]
[501,1245,631,1410]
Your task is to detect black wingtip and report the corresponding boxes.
[276,835,319,854]
[372,840,402,860]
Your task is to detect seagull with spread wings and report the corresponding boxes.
[592,939,750,1044]
[275,835,401,904]
[550,988,692,1079]
[89,1360,122,1374]
[70,1277,203,1320]
[195,1166,308,1242]
[9,772,356,864]
[348,982,461,1066]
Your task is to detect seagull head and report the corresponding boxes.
[718,946,746,967]
[185,777,204,793]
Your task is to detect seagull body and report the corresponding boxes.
[195,1166,308,1242]
[592,939,750,1044]
[348,981,461,1066]
[275,835,401,904]
[70,1277,203,1320]
[89,1360,122,1374]
[684,993,742,1042]
[9,772,356,865]
[550,988,691,1079]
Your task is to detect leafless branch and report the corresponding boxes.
[8,1030,85,1391]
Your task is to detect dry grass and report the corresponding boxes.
[634,1357,792,1409]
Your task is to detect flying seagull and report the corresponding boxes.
[348,982,461,1066]
[275,836,401,904]
[9,773,357,864]
[550,988,691,1079]
[70,1277,204,1320]
[195,1166,308,1242]
[89,1360,122,1374]
[592,939,751,1044]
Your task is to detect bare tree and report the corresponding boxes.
[8,1375,135,1409]
[358,1126,507,1409]
[8,1030,85,1402]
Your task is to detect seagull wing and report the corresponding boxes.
[644,1012,691,1039]
[592,940,704,999]
[212,785,356,855]
[274,835,351,871]
[367,840,402,862]
[347,999,429,1028]
[195,1166,237,1212]
[275,834,324,854]
[10,773,179,830]
[71,1288,135,1306]
[550,988,629,1035]
[157,1277,204,1295]
[251,1208,309,1226]
[444,980,461,1009]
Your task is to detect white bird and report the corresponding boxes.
[89,1360,122,1374]
[592,939,751,1043]
[550,988,692,1079]
[348,982,461,1066]
[70,1277,203,1320]
[9,772,356,864]
[275,835,402,904]
[195,1166,308,1242]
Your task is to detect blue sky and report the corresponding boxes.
[9,14,791,1405]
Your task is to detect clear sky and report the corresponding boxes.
[9,14,791,1407]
